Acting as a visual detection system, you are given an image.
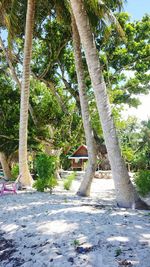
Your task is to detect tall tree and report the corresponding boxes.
[19,0,35,187]
[72,15,97,196]
[70,0,149,209]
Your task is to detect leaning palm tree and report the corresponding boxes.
[53,0,126,197]
[19,0,35,187]
[71,0,124,196]
[52,0,98,196]
[70,0,149,209]
[72,14,97,196]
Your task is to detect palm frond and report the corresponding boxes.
[86,0,126,40]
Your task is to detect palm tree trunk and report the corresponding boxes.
[70,0,149,209]
[19,0,35,187]
[0,152,12,179]
[72,15,97,196]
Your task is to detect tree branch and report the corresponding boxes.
[31,71,69,114]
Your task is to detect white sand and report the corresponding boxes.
[0,178,150,267]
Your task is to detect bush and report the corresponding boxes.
[60,153,71,170]
[63,172,76,190]
[134,170,150,196]
[11,164,19,180]
[33,178,46,192]
[33,153,58,193]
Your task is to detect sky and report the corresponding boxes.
[124,0,150,20]
[122,0,150,121]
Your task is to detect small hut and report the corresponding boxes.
[68,145,88,170]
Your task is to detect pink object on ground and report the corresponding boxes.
[0,182,17,196]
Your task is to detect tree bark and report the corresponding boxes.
[72,15,97,196]
[19,0,35,187]
[0,152,12,179]
[70,0,149,209]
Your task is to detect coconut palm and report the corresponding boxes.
[19,0,35,187]
[53,0,127,197]
[72,14,97,196]
[70,0,149,209]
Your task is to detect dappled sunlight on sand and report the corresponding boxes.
[37,220,79,234]
[0,178,150,267]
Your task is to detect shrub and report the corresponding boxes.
[33,153,58,193]
[11,164,19,180]
[63,172,76,190]
[60,153,71,170]
[33,178,46,192]
[46,176,58,193]
[134,170,150,196]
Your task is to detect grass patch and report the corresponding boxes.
[63,172,76,190]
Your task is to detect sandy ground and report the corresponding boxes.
[0,178,150,267]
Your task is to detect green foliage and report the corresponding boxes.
[98,13,150,107]
[34,177,58,193]
[33,153,58,193]
[63,172,76,190]
[0,72,46,157]
[47,176,58,192]
[72,239,80,247]
[133,120,150,171]
[34,153,57,179]
[1,4,150,177]
[11,164,19,180]
[33,178,46,192]
[118,118,150,171]
[0,74,20,156]
[133,151,150,171]
[118,117,138,166]
[60,154,71,171]
[122,146,134,163]
[134,171,150,197]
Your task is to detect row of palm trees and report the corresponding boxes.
[1,0,149,209]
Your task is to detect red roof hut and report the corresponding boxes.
[68,145,88,170]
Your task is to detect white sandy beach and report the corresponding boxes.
[0,178,150,267]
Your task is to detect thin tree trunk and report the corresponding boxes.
[70,0,149,209]
[0,152,12,179]
[19,0,35,187]
[72,15,97,196]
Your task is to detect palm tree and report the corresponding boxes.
[53,0,125,197]
[70,0,149,209]
[44,0,98,196]
[19,0,35,187]
[72,14,97,196]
